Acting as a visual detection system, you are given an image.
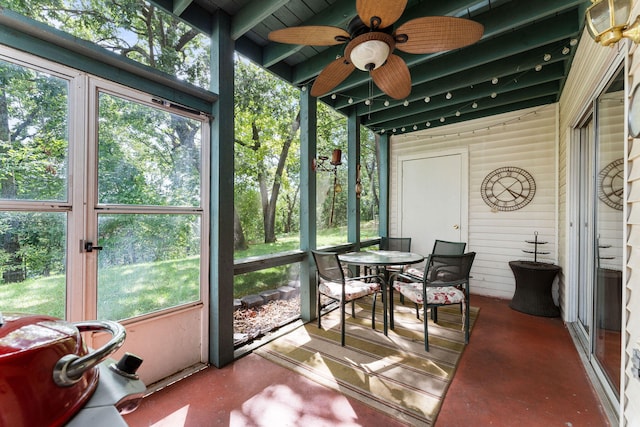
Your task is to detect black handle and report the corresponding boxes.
[83,240,103,252]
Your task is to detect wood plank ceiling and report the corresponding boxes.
[150,0,589,135]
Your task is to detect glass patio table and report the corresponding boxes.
[338,250,425,335]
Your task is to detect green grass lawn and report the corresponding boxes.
[0,223,379,320]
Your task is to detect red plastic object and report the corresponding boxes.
[0,313,99,427]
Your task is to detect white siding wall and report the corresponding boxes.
[558,28,623,320]
[390,104,557,300]
[624,1,640,422]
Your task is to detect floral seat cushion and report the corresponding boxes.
[320,280,381,301]
[393,282,465,306]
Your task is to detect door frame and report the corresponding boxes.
[395,148,469,249]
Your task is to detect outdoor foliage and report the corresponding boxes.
[1,2,381,323]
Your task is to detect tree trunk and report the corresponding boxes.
[234,208,248,250]
[263,110,300,243]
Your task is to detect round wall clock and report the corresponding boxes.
[481,166,536,211]
[598,158,624,211]
[629,83,640,138]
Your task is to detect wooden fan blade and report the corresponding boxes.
[394,17,484,54]
[268,26,350,46]
[371,54,411,100]
[356,0,407,29]
[311,58,356,98]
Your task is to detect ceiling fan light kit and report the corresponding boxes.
[347,33,394,71]
[268,0,484,100]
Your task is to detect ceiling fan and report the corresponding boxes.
[268,0,484,100]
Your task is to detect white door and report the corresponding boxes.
[398,150,468,256]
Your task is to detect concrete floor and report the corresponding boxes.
[124,295,610,426]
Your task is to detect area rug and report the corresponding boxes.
[254,295,479,426]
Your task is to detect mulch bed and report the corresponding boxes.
[233,296,301,346]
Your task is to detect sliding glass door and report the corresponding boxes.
[573,66,624,407]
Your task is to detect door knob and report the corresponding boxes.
[82,240,103,252]
[453,224,460,230]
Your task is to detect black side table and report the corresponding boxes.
[508,261,561,317]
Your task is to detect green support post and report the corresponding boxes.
[378,133,390,237]
[300,87,317,322]
[209,11,235,368]
[348,109,361,248]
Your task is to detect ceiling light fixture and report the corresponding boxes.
[349,38,391,71]
[543,53,552,61]
[424,96,431,103]
[426,122,431,127]
[491,77,499,84]
[562,47,571,55]
[472,102,478,108]
[403,100,409,107]
[384,100,390,107]
[535,64,543,71]
[446,92,453,99]
[586,0,640,46]
[331,93,337,99]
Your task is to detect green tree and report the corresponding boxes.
[234,57,300,245]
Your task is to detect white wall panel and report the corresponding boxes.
[391,104,557,300]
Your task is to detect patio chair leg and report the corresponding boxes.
[371,293,377,330]
[351,300,355,318]
[415,303,420,319]
[424,305,430,352]
[389,285,395,330]
[341,301,346,346]
[317,290,322,328]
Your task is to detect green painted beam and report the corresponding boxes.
[352,50,567,118]
[363,64,565,126]
[347,109,361,247]
[147,0,212,34]
[293,0,583,87]
[232,0,290,40]
[173,0,193,16]
[384,96,557,136]
[209,10,235,369]
[379,88,559,133]
[300,86,317,322]
[235,37,293,83]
